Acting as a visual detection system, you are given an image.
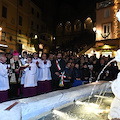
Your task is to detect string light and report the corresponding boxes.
[113,0,119,38]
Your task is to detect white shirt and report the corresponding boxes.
[20,58,27,65]
[32,57,41,64]
[32,57,41,81]
[0,63,9,91]
[24,63,37,87]
[38,60,52,81]
[20,58,27,85]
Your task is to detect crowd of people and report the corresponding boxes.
[0,50,119,103]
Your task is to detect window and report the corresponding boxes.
[19,40,21,42]
[65,21,71,33]
[37,12,39,18]
[19,0,23,6]
[2,6,7,18]
[103,23,111,39]
[31,21,34,29]
[10,36,12,41]
[1,32,6,41]
[19,29,21,34]
[37,25,39,31]
[74,20,81,31]
[104,9,110,18]
[19,16,22,26]
[31,8,34,14]
[31,21,34,26]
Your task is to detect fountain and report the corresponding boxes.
[1,50,120,120]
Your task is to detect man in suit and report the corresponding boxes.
[51,53,66,90]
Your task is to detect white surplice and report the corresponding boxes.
[38,60,52,81]
[20,58,27,85]
[0,63,9,91]
[24,63,37,87]
[32,58,41,81]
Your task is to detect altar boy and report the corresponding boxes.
[0,53,9,103]
[23,55,37,97]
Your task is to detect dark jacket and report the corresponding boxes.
[73,67,82,80]
[100,65,119,81]
[51,59,66,80]
[65,67,73,83]
[82,68,90,81]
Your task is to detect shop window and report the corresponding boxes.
[1,32,6,41]
[2,6,7,18]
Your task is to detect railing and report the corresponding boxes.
[78,42,95,56]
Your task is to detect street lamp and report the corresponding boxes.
[53,37,55,40]
[116,10,120,22]
[93,27,96,32]
[0,27,2,31]
[34,34,38,39]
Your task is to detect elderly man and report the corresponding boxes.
[0,52,9,103]
[10,51,22,97]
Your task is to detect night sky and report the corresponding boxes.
[32,0,104,34]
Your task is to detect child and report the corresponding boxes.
[23,55,37,97]
[72,63,82,87]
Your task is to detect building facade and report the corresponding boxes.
[56,17,95,52]
[0,0,52,54]
[91,0,120,58]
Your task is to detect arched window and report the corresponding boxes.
[65,21,71,32]
[74,19,81,31]
[84,17,93,30]
[56,23,63,35]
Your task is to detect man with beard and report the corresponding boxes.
[51,53,66,90]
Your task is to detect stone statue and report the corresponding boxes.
[108,49,120,120]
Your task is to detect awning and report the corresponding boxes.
[95,45,117,50]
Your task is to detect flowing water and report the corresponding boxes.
[38,93,114,120]
[32,59,116,120]
[87,58,115,103]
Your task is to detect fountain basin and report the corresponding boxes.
[0,81,111,120]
